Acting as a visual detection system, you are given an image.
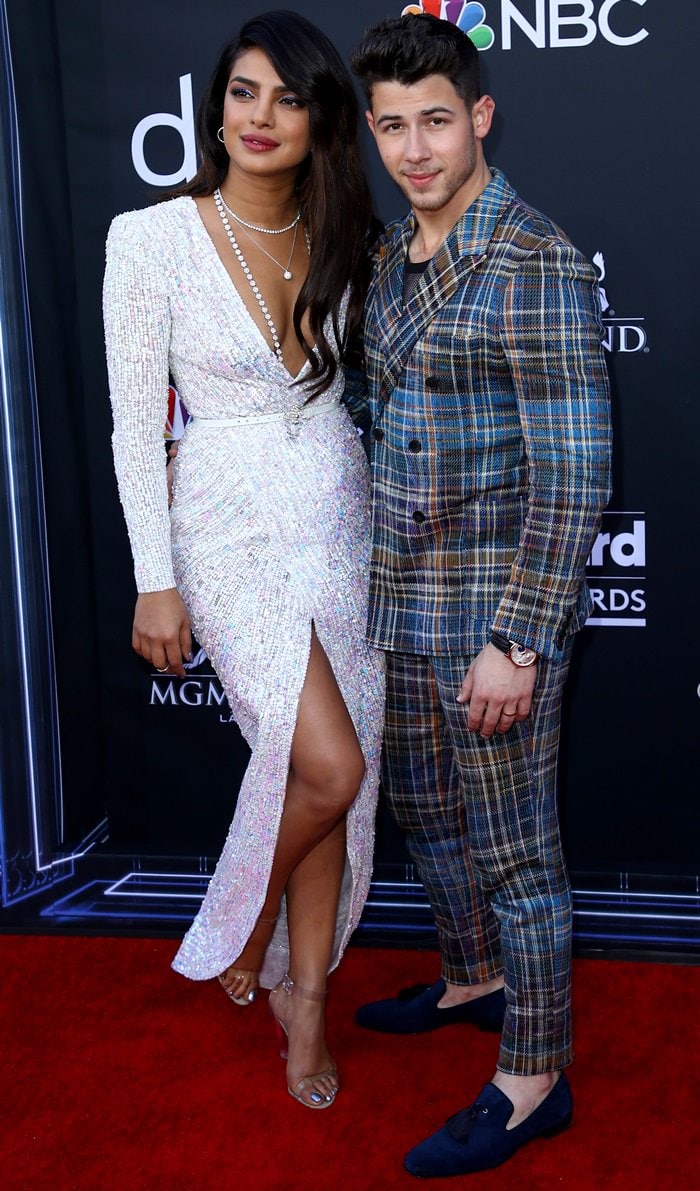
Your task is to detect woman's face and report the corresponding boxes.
[220,47,311,182]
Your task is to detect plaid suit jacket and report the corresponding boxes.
[345,170,612,662]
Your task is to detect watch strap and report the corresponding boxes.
[490,631,537,667]
[489,631,512,656]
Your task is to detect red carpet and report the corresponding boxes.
[2,936,698,1189]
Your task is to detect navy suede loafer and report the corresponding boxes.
[404,1072,573,1178]
[355,979,505,1034]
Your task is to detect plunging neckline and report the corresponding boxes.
[186,196,309,384]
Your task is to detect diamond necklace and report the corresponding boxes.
[214,188,306,282]
[218,191,301,235]
[234,214,300,281]
[213,188,310,364]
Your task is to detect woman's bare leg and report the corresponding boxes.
[269,630,362,1106]
[272,818,348,1103]
[220,628,364,1020]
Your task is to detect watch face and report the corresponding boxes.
[509,643,537,667]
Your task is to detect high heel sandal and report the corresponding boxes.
[217,970,257,1006]
[269,974,338,1110]
[217,916,278,1007]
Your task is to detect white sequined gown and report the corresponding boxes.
[103,197,385,986]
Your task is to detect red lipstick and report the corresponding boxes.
[241,134,280,151]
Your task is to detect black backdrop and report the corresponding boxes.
[2,0,698,944]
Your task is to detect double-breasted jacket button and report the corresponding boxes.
[412,510,426,523]
[408,439,422,453]
[372,427,384,441]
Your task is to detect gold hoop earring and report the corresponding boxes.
[217,126,225,144]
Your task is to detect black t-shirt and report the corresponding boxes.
[402,254,431,305]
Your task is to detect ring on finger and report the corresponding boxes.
[502,708,517,717]
[155,664,169,673]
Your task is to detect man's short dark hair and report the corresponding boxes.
[351,13,481,108]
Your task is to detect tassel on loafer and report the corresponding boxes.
[404,1071,573,1178]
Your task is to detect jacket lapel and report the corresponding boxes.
[369,170,516,409]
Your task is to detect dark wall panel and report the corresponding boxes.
[3,0,698,937]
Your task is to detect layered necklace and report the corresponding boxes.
[213,188,310,364]
[219,192,301,237]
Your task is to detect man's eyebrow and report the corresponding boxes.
[376,105,455,126]
[229,74,290,92]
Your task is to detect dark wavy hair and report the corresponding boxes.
[351,13,481,109]
[174,10,377,397]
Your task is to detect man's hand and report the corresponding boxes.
[457,643,536,738]
[133,588,192,677]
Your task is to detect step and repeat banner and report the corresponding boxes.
[4,1,698,928]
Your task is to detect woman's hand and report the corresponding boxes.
[132,588,192,677]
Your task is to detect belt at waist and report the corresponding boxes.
[190,397,340,429]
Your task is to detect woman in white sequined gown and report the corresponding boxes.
[103,13,384,1109]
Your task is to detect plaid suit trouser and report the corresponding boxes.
[382,645,574,1075]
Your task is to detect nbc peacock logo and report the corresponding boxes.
[401,1,495,50]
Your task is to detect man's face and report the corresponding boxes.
[366,75,494,217]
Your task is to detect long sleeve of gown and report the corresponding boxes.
[103,210,175,592]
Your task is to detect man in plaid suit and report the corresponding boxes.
[349,14,612,1178]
